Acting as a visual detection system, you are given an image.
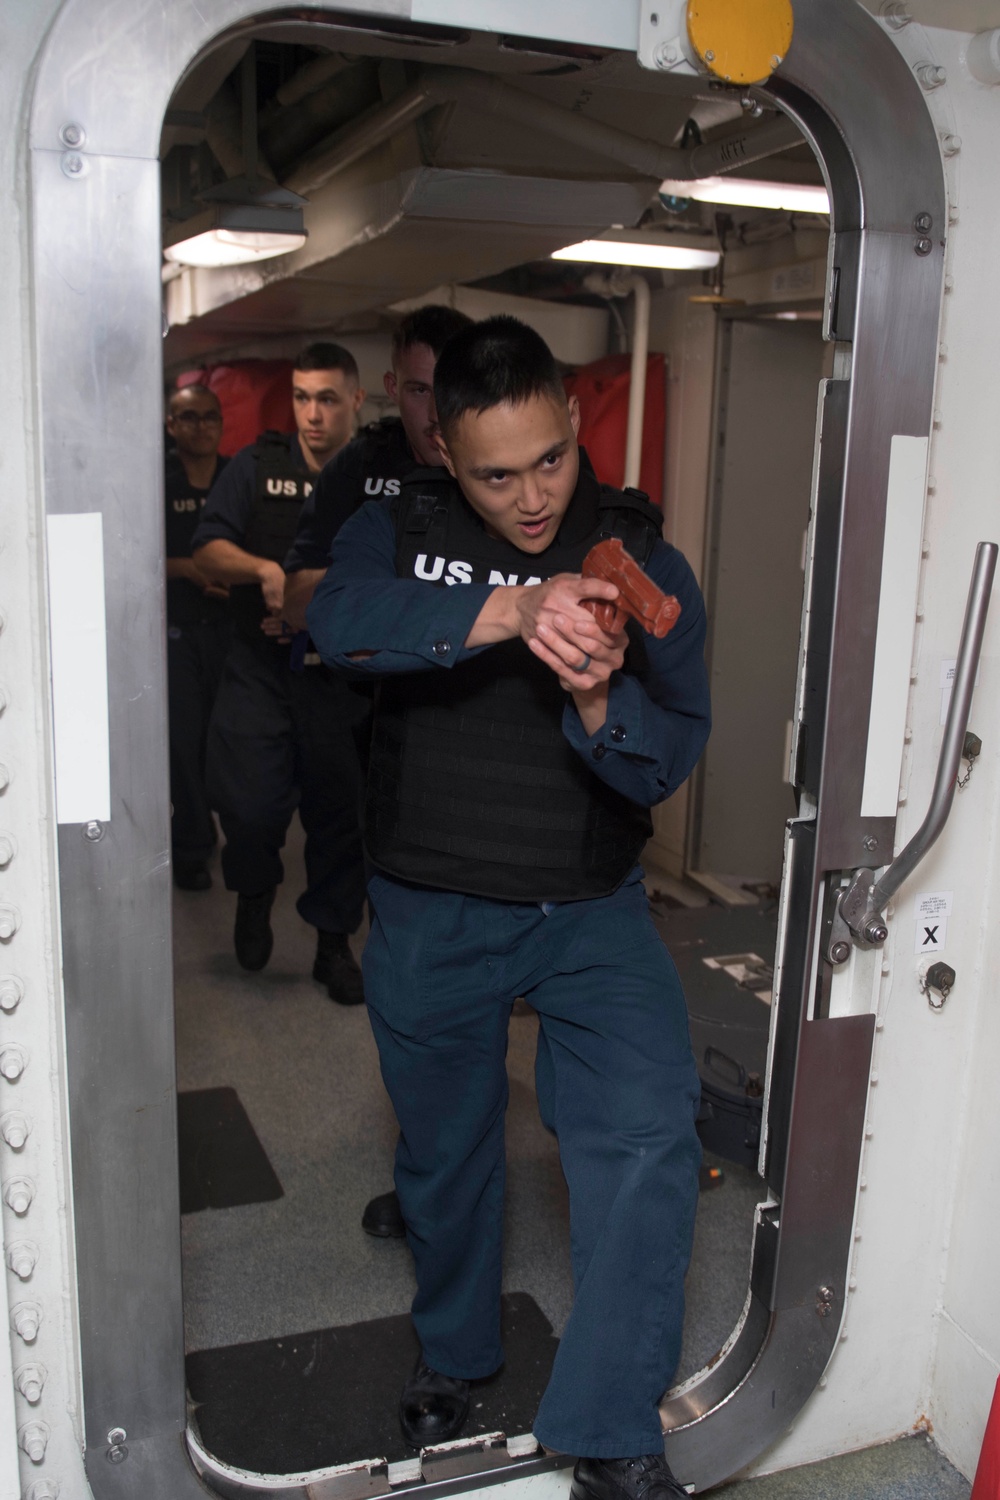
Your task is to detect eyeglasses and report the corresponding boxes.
[173,410,222,427]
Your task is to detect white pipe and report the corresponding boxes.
[624,274,651,490]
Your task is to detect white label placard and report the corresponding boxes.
[46,513,111,824]
[917,890,954,920]
[915,915,948,953]
[861,435,930,817]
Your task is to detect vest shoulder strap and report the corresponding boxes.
[251,431,299,473]
[391,471,453,539]
[595,484,663,566]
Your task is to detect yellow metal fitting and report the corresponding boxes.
[686,0,794,85]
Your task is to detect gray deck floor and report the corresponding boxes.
[715,1434,970,1498]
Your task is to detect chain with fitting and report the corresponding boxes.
[956,729,981,790]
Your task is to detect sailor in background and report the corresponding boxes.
[282,305,474,630]
[192,344,369,1004]
[164,383,231,891]
[307,318,709,1500]
[282,304,474,1237]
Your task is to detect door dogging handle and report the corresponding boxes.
[828,541,998,960]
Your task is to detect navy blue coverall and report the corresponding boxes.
[307,497,711,1459]
[164,451,231,866]
[192,438,368,936]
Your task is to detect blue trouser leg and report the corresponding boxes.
[363,874,511,1379]
[207,640,367,933]
[363,869,701,1455]
[524,889,702,1457]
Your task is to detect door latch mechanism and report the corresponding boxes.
[827,542,997,964]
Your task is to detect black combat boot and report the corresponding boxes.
[571,1456,688,1500]
[233,889,276,971]
[362,1189,406,1238]
[399,1357,470,1448]
[313,930,365,1005]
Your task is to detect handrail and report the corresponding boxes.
[834,542,997,952]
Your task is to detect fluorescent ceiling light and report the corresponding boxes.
[552,240,721,270]
[163,228,307,269]
[660,177,830,215]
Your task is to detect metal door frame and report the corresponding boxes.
[27,1,945,1495]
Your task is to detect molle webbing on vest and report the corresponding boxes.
[366,472,661,901]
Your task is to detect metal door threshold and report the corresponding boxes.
[187,1426,571,1500]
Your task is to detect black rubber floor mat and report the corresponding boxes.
[177,1087,283,1215]
[186,1291,558,1473]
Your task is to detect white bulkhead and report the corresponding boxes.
[1,1,1000,1497]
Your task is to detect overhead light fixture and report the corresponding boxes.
[164,227,307,269]
[552,239,721,270]
[659,177,830,215]
[163,187,308,270]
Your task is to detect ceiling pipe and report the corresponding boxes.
[284,80,439,195]
[273,52,353,109]
[205,80,278,184]
[282,66,804,198]
[421,67,803,183]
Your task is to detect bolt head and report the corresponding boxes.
[0,977,23,1012]
[60,122,85,147]
[705,49,715,62]
[107,1427,127,1446]
[62,153,84,176]
[84,820,104,842]
[862,835,878,852]
[830,941,851,965]
[915,237,933,256]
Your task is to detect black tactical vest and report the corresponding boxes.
[229,432,314,645]
[366,467,664,902]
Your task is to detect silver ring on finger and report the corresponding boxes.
[571,653,592,674]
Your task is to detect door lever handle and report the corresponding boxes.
[828,541,998,960]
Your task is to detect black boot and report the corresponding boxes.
[313,931,365,1006]
[234,890,275,971]
[174,860,211,892]
[362,1189,406,1239]
[571,1456,688,1500]
[399,1358,470,1448]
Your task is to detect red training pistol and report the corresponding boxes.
[580,537,681,638]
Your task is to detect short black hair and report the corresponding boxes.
[293,342,359,383]
[169,382,220,412]
[391,304,474,362]
[434,316,565,436]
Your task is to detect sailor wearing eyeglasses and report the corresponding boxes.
[164,383,231,892]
